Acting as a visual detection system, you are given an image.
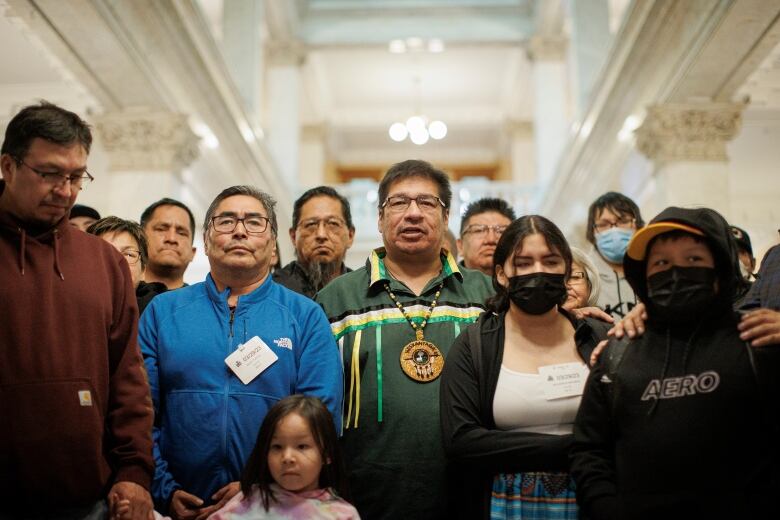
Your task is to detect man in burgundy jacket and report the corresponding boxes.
[0,102,154,518]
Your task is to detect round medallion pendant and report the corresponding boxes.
[399,340,444,382]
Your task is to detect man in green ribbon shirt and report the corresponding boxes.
[316,160,493,519]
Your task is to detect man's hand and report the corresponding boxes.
[194,482,240,520]
[570,306,614,324]
[608,303,647,339]
[739,308,780,347]
[170,489,204,520]
[108,481,153,520]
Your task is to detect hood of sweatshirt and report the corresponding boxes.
[0,179,73,279]
[623,206,745,322]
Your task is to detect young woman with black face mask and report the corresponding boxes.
[439,215,609,520]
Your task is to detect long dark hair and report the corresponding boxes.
[240,395,349,510]
[485,215,572,314]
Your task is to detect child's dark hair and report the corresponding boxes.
[240,395,349,511]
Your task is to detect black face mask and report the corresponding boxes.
[646,266,717,324]
[507,272,568,315]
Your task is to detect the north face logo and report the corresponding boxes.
[274,337,293,350]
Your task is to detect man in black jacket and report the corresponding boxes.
[571,207,780,519]
[273,186,354,298]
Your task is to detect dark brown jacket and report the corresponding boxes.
[0,182,154,510]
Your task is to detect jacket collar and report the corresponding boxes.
[366,247,463,290]
[589,246,625,281]
[204,271,276,307]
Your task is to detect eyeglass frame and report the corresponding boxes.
[14,157,94,189]
[592,216,636,233]
[296,216,348,235]
[209,214,271,235]
[380,194,447,213]
[120,248,142,266]
[462,223,508,238]
[567,271,588,285]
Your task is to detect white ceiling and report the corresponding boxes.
[289,0,539,168]
[738,40,780,111]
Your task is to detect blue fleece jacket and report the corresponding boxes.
[139,274,343,508]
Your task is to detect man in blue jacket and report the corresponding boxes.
[139,185,343,519]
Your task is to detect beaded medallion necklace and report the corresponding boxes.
[384,281,445,382]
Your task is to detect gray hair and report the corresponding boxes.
[203,185,278,237]
[569,247,601,307]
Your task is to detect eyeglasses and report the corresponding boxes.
[298,217,347,235]
[15,158,93,189]
[567,271,588,285]
[121,249,142,266]
[462,224,507,238]
[211,215,270,234]
[593,216,635,233]
[381,194,446,213]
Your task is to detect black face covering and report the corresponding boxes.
[507,272,568,315]
[646,266,717,324]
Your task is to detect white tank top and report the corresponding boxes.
[492,364,585,435]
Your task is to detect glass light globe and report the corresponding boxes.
[406,116,426,131]
[409,127,430,145]
[429,120,447,140]
[389,122,408,142]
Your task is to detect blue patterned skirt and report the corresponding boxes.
[490,472,578,520]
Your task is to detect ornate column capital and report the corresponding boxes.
[526,35,568,62]
[635,102,746,164]
[95,109,200,171]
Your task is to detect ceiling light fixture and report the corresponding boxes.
[387,76,447,145]
[387,37,446,54]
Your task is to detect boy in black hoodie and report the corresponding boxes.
[571,207,780,519]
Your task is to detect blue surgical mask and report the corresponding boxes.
[596,227,633,264]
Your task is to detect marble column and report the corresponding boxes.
[528,36,569,187]
[93,108,200,220]
[266,41,305,194]
[567,0,612,117]
[635,102,746,218]
[299,123,327,189]
[222,0,265,123]
[506,119,535,186]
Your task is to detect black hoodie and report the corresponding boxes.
[570,207,780,519]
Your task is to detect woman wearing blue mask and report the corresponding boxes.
[585,192,645,319]
[439,215,609,520]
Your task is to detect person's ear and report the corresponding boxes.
[496,264,508,287]
[0,154,17,183]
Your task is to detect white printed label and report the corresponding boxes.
[225,336,278,385]
[78,390,93,406]
[538,362,590,400]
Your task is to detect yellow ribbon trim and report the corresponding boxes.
[346,329,362,429]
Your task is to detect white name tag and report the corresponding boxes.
[225,336,278,385]
[538,362,589,400]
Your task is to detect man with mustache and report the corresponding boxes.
[457,197,516,275]
[273,186,355,298]
[316,160,493,519]
[141,198,197,289]
[139,185,342,519]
